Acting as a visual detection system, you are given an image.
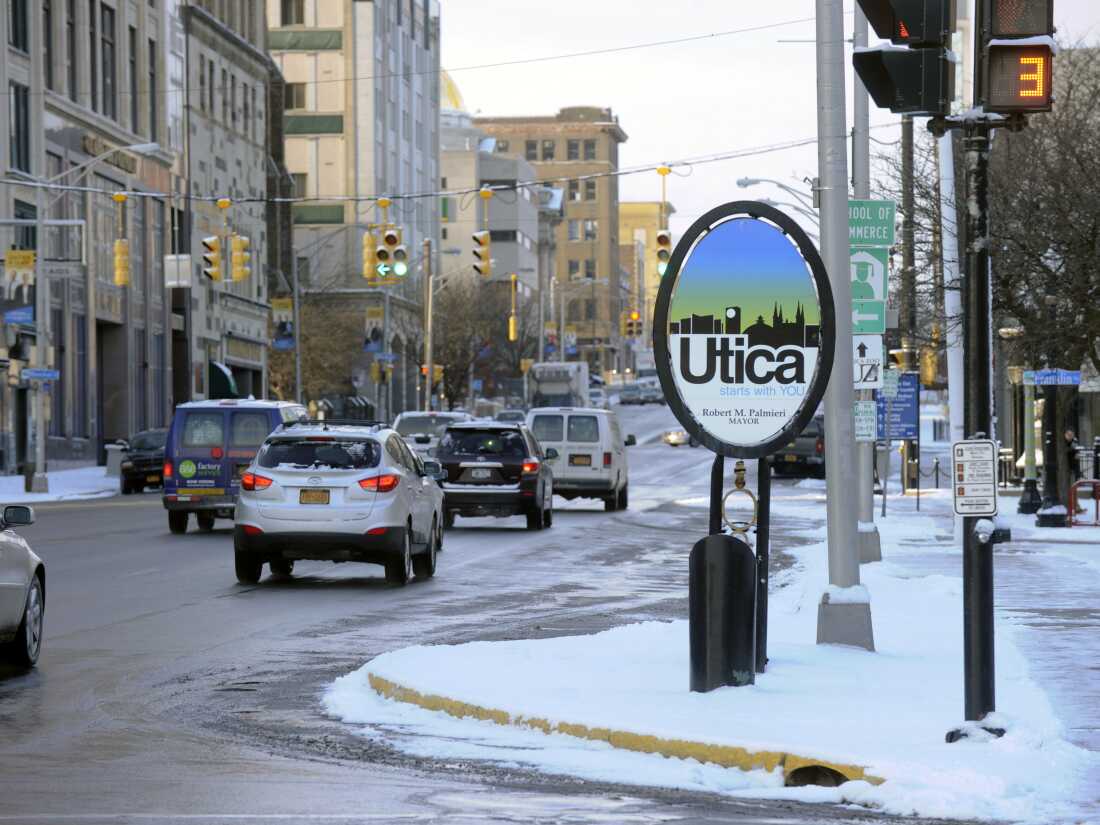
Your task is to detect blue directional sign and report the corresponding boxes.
[876,372,919,440]
[1029,368,1081,386]
[3,305,34,325]
[22,368,60,381]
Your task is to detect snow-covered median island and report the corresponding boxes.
[323,517,1095,822]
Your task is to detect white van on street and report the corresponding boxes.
[526,407,635,511]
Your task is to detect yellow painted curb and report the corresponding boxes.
[368,672,883,786]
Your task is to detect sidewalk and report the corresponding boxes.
[0,465,117,504]
[323,478,1099,822]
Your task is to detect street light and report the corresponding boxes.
[736,176,816,208]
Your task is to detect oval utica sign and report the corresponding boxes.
[653,201,835,459]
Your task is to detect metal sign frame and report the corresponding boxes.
[653,201,836,458]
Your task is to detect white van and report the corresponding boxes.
[526,407,636,511]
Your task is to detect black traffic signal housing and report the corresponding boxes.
[853,0,957,116]
[979,0,1054,114]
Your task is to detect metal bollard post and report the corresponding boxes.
[689,533,757,691]
[933,456,940,489]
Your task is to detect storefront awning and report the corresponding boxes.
[208,361,239,400]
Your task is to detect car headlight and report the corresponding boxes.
[121,461,133,469]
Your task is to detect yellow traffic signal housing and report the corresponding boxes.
[508,315,518,342]
[656,230,672,277]
[619,310,630,338]
[627,309,642,337]
[231,234,251,282]
[201,235,222,281]
[472,230,491,277]
[362,232,377,279]
[113,239,131,287]
[379,225,408,277]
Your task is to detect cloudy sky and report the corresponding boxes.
[441,1,1097,237]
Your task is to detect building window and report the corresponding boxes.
[584,179,597,201]
[207,59,214,113]
[230,74,237,130]
[148,39,158,141]
[524,140,537,161]
[88,0,98,111]
[134,329,147,432]
[541,139,555,161]
[281,0,304,25]
[67,0,77,101]
[198,54,205,112]
[242,82,250,139]
[567,219,579,242]
[250,87,257,141]
[584,258,596,279]
[489,230,517,242]
[8,82,30,172]
[290,172,306,195]
[50,309,65,437]
[13,200,36,250]
[74,314,87,437]
[585,299,596,321]
[567,139,579,161]
[9,0,29,50]
[496,139,509,153]
[221,68,228,124]
[583,139,597,160]
[567,179,579,202]
[152,333,165,427]
[568,259,580,279]
[284,82,306,109]
[583,219,598,241]
[129,27,139,132]
[101,3,117,119]
[44,0,55,88]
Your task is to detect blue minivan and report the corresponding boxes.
[162,400,307,534]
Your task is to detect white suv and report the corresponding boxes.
[233,422,444,586]
[393,411,473,459]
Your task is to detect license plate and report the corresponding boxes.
[569,454,592,466]
[785,455,799,463]
[146,474,160,483]
[299,489,330,505]
[471,469,491,479]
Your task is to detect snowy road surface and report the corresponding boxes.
[0,403,1092,823]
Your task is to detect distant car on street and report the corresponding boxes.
[494,409,527,424]
[639,386,666,405]
[773,415,826,478]
[233,421,445,585]
[436,422,555,530]
[393,411,473,459]
[662,428,698,448]
[119,428,168,494]
[0,505,44,668]
[618,385,642,405]
[588,387,608,409]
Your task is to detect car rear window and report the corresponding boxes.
[438,429,528,457]
[130,430,166,450]
[530,414,563,443]
[257,439,381,470]
[396,415,455,438]
[567,415,600,443]
[231,411,272,447]
[181,412,224,448]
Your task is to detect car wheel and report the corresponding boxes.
[234,533,263,584]
[618,484,629,510]
[121,481,133,495]
[526,508,543,530]
[197,513,215,532]
[413,519,438,579]
[386,528,412,586]
[4,573,44,668]
[435,512,444,551]
[269,559,294,577]
[443,510,455,530]
[168,511,188,534]
[604,495,618,512]
[543,507,553,528]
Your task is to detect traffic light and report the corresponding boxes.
[231,234,251,282]
[980,0,1054,113]
[619,310,629,338]
[381,226,408,277]
[472,230,491,277]
[113,239,130,287]
[201,235,222,281]
[362,231,376,279]
[656,230,672,277]
[628,309,642,337]
[507,272,518,341]
[852,0,956,116]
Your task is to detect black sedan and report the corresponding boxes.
[119,428,168,494]
[436,423,556,531]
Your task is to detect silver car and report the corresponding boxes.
[233,423,445,586]
[0,505,44,667]
[393,411,473,458]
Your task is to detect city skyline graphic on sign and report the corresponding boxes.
[668,216,820,344]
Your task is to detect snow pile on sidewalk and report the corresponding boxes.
[0,465,116,503]
[324,500,1096,822]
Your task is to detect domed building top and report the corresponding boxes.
[441,71,466,113]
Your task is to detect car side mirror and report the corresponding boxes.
[625,435,637,447]
[422,459,447,481]
[2,504,35,527]
[414,434,431,444]
[544,448,559,460]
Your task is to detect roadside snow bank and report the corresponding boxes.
[0,465,116,503]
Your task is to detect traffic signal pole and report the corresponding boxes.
[853,5,882,564]
[423,238,434,411]
[816,0,874,651]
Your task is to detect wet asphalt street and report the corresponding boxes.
[0,406,969,825]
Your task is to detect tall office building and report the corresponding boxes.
[267,0,441,416]
[619,200,674,336]
[474,107,627,376]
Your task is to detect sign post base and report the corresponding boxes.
[858,524,882,563]
[816,596,874,651]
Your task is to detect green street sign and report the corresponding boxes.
[849,199,896,248]
[853,299,886,334]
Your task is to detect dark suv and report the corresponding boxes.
[773,415,826,478]
[120,429,168,494]
[437,423,556,531]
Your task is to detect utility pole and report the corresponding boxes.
[815,0,874,650]
[291,255,302,404]
[852,4,881,564]
[900,115,919,493]
[30,182,49,492]
[938,133,965,540]
[423,238,434,411]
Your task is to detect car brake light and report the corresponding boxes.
[211,446,224,459]
[242,524,264,536]
[241,472,272,491]
[366,527,388,536]
[815,437,824,455]
[359,474,400,493]
[603,452,612,467]
[522,460,540,475]
[163,460,173,478]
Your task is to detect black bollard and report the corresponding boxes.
[689,533,757,692]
